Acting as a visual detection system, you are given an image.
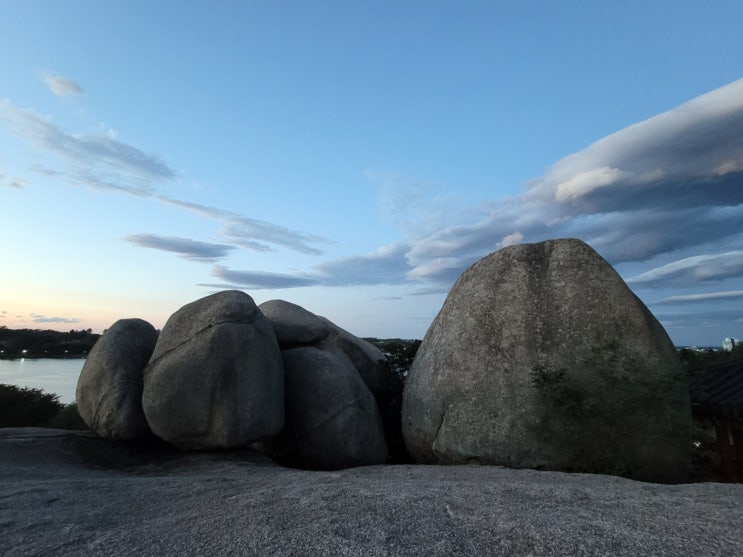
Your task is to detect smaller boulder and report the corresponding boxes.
[76,318,157,440]
[142,290,284,450]
[280,345,388,470]
[259,299,329,347]
[320,317,408,462]
[319,317,389,398]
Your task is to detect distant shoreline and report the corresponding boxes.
[0,354,87,361]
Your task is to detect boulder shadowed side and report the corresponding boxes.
[280,345,388,470]
[76,318,157,440]
[319,317,408,463]
[142,290,284,450]
[402,238,692,483]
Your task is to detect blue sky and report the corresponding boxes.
[1,1,742,347]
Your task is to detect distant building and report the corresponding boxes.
[723,337,739,352]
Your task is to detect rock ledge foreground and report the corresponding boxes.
[2,429,742,556]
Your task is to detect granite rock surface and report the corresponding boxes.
[1,428,741,557]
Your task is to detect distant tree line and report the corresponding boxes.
[679,344,743,371]
[364,338,421,376]
[0,327,100,358]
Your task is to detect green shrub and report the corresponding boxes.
[0,383,64,427]
[530,342,690,478]
[49,402,89,430]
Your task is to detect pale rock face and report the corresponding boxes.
[76,318,157,440]
[402,238,692,483]
[258,299,329,347]
[142,290,284,450]
[280,345,388,470]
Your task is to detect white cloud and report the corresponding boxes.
[500,231,524,247]
[156,196,329,256]
[393,77,743,285]
[0,100,175,184]
[554,166,625,202]
[627,251,743,287]
[652,290,743,305]
[42,75,83,97]
[0,99,329,257]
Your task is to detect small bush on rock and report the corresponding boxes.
[530,341,690,478]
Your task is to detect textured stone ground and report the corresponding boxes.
[2,428,742,556]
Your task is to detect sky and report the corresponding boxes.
[1,1,742,348]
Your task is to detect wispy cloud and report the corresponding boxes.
[125,234,236,262]
[627,251,743,288]
[0,99,329,256]
[314,243,412,286]
[3,176,29,188]
[652,290,743,305]
[157,196,328,256]
[0,100,176,186]
[210,265,320,289]
[369,170,483,239]
[654,308,743,330]
[266,76,743,297]
[206,243,412,290]
[42,74,83,97]
[30,314,80,324]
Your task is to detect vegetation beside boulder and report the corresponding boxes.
[48,402,88,430]
[0,384,86,430]
[0,384,63,427]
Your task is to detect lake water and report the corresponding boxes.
[0,358,84,404]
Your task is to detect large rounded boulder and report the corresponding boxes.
[402,238,692,482]
[279,345,388,470]
[142,290,284,450]
[76,318,158,440]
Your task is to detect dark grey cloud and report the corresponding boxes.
[401,77,743,285]
[42,75,83,97]
[125,233,236,262]
[211,265,320,290]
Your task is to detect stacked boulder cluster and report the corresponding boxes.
[77,239,694,482]
[76,293,401,470]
